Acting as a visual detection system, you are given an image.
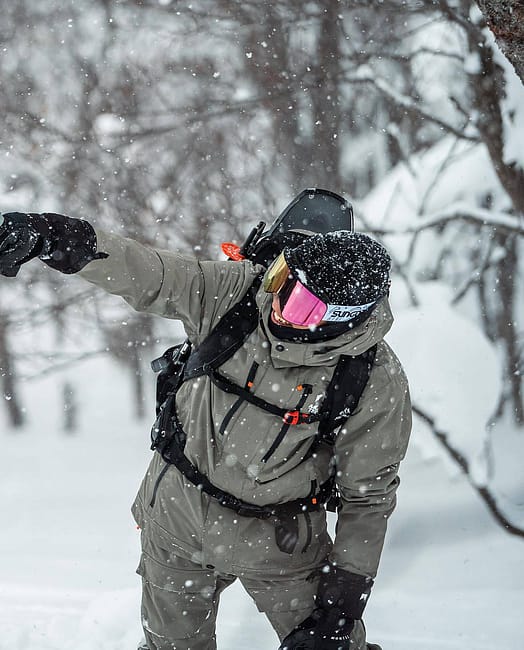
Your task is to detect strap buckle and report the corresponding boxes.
[283,410,308,425]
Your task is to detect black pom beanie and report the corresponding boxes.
[284,231,391,306]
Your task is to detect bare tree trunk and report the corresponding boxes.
[0,316,25,428]
[101,312,154,421]
[242,5,302,189]
[493,232,524,424]
[475,0,524,86]
[308,0,343,189]
[62,381,78,433]
[129,346,146,420]
[470,37,524,215]
[462,12,524,424]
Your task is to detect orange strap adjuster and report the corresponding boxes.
[283,410,310,425]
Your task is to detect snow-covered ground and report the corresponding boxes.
[2,5,524,649]
[1,330,523,650]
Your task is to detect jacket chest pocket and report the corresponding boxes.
[214,360,328,470]
[260,383,313,463]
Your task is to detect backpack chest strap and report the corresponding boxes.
[183,275,263,381]
[205,365,324,425]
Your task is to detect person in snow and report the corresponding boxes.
[0,198,411,650]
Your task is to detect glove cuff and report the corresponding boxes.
[38,213,108,274]
[317,565,373,620]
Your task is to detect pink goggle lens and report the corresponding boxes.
[280,280,327,327]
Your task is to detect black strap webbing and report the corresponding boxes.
[318,345,377,440]
[159,425,333,520]
[205,367,322,425]
[184,276,262,380]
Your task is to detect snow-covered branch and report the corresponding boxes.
[344,66,480,143]
[413,405,524,538]
[373,203,524,237]
[4,288,99,328]
[18,349,109,382]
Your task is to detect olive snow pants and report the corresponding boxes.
[137,536,367,650]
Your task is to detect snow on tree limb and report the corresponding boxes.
[373,202,524,237]
[413,405,524,538]
[345,67,480,143]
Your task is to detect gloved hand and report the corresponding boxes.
[0,212,107,277]
[279,565,373,650]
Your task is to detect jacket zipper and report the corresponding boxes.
[218,397,243,435]
[261,384,312,463]
[219,361,259,436]
[149,462,170,508]
[301,480,317,553]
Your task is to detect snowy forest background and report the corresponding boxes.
[1,1,523,649]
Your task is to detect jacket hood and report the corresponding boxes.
[255,285,393,369]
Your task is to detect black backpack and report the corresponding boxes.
[149,277,376,526]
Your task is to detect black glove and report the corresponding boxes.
[279,565,373,650]
[0,212,107,277]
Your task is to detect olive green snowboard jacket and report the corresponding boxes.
[79,229,412,581]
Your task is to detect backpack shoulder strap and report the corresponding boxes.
[318,344,377,441]
[183,274,262,380]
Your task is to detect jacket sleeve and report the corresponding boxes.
[77,228,261,343]
[329,341,412,579]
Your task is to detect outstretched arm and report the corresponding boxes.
[0,211,261,343]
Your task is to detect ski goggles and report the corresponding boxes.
[263,252,377,327]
